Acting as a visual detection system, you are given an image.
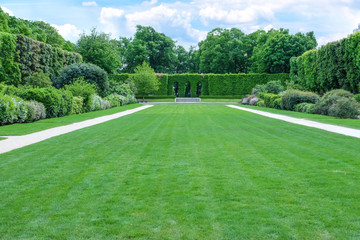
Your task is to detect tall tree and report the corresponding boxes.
[123,26,177,73]
[76,28,122,74]
[131,62,159,101]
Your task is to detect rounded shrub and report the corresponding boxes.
[257,100,265,107]
[64,78,97,112]
[56,63,109,97]
[25,101,46,122]
[313,89,358,118]
[294,103,315,114]
[25,70,53,88]
[0,95,28,125]
[72,96,84,114]
[281,90,319,111]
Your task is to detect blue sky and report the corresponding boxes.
[2,0,360,49]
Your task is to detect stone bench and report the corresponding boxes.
[175,98,201,103]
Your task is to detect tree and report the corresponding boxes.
[123,26,177,73]
[76,28,122,74]
[131,62,159,101]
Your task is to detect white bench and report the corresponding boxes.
[175,98,201,103]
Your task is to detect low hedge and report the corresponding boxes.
[281,90,319,111]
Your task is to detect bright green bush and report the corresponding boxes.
[313,89,359,118]
[25,101,46,122]
[104,94,125,107]
[56,63,109,97]
[263,93,282,108]
[273,97,283,109]
[257,100,265,107]
[64,78,97,112]
[294,103,315,114]
[0,95,28,125]
[72,96,84,114]
[354,94,360,103]
[281,90,319,111]
[25,70,53,88]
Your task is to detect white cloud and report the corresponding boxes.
[82,1,98,7]
[100,7,124,24]
[142,0,158,6]
[264,24,275,32]
[51,24,82,42]
[1,6,14,16]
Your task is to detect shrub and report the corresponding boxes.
[0,95,28,125]
[281,90,319,111]
[294,103,315,114]
[25,101,46,122]
[252,84,266,96]
[328,97,360,119]
[72,96,84,114]
[56,63,109,97]
[88,94,111,111]
[355,94,360,103]
[25,70,53,88]
[64,78,97,112]
[251,80,284,96]
[104,94,125,108]
[257,100,265,107]
[263,93,282,108]
[273,98,283,109]
[3,86,73,118]
[313,89,359,118]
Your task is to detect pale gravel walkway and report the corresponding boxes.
[0,105,154,154]
[227,105,360,139]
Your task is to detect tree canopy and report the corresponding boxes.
[131,62,159,101]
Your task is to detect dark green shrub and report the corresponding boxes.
[72,96,84,114]
[273,98,283,109]
[25,101,46,122]
[264,81,285,94]
[313,89,359,118]
[56,63,109,97]
[281,90,319,111]
[25,70,53,88]
[263,93,282,108]
[354,94,360,103]
[294,103,315,114]
[64,78,96,112]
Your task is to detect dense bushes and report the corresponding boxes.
[56,63,109,97]
[64,78,96,112]
[25,70,52,88]
[3,86,73,118]
[313,89,360,118]
[0,95,46,125]
[0,32,21,85]
[281,90,319,111]
[294,103,315,114]
[261,93,282,109]
[290,32,360,93]
[0,33,81,86]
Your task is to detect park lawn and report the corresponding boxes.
[241,104,360,130]
[0,105,359,239]
[0,104,141,136]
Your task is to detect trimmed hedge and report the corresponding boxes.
[0,32,21,85]
[108,74,130,84]
[291,32,360,93]
[109,73,289,97]
[0,33,82,86]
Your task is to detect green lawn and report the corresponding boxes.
[0,105,359,239]
[0,104,141,136]
[241,104,360,129]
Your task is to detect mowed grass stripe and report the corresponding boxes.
[0,105,359,239]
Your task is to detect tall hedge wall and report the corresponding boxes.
[0,32,21,85]
[108,73,130,84]
[0,33,82,86]
[290,32,360,94]
[208,73,289,96]
[110,73,289,97]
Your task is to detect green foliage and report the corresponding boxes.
[25,100,46,122]
[251,29,317,73]
[291,32,360,93]
[108,74,130,85]
[257,100,265,107]
[0,95,27,125]
[3,86,73,118]
[354,94,360,103]
[25,70,52,88]
[0,32,21,85]
[56,63,109,97]
[71,96,84,114]
[262,93,282,108]
[167,74,208,97]
[123,26,176,73]
[88,94,110,111]
[281,90,319,111]
[131,62,159,100]
[15,34,82,83]
[76,28,122,74]
[252,80,284,96]
[313,89,359,118]
[104,94,125,108]
[64,78,97,112]
[0,8,72,50]
[294,103,315,114]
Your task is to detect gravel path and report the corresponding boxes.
[228,105,360,139]
[0,105,153,154]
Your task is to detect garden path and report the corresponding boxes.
[0,105,153,154]
[228,105,360,139]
